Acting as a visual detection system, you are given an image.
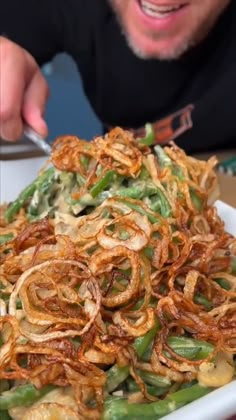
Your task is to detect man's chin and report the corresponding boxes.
[125,33,192,60]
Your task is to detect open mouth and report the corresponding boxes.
[138,0,188,19]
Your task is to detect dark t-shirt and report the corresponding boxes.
[1,0,236,152]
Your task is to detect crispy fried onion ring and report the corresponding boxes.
[0,317,106,419]
[55,204,152,252]
[163,142,219,205]
[113,308,155,337]
[14,218,54,254]
[90,246,141,308]
[51,128,143,179]
[97,211,152,251]
[9,259,101,342]
[51,136,96,173]
[94,127,143,177]
[153,291,224,377]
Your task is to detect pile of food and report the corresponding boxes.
[0,127,236,420]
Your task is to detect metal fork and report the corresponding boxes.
[23,125,52,156]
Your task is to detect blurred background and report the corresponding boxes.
[42,53,102,141]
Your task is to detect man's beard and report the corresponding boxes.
[124,30,194,60]
[110,2,195,60]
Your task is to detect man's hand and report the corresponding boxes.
[0,36,49,141]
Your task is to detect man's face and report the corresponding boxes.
[109,0,230,59]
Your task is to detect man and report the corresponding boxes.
[0,0,235,153]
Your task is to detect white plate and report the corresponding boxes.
[0,157,47,203]
[164,200,236,420]
[215,200,236,236]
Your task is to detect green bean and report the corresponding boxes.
[80,155,90,169]
[194,294,212,310]
[27,168,56,218]
[90,170,116,198]
[5,184,36,223]
[179,380,198,389]
[154,145,173,168]
[116,185,145,200]
[149,190,172,218]
[143,247,154,260]
[141,346,152,362]
[32,167,55,194]
[5,167,55,222]
[0,234,14,246]
[133,322,159,358]
[154,144,194,185]
[139,123,155,146]
[0,292,21,310]
[137,370,171,388]
[119,231,130,240]
[131,297,144,311]
[142,336,208,363]
[190,188,203,211]
[59,171,75,188]
[0,384,55,410]
[0,411,11,420]
[119,200,159,224]
[76,172,86,187]
[106,323,159,392]
[232,257,236,275]
[16,297,22,309]
[106,366,130,393]
[143,336,214,363]
[164,346,201,360]
[127,379,169,397]
[116,182,157,200]
[0,380,9,393]
[139,165,150,181]
[172,166,185,180]
[103,384,211,419]
[167,337,214,360]
[154,145,186,183]
[215,278,231,290]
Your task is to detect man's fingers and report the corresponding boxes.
[0,37,49,141]
[22,65,49,138]
[0,38,26,140]
[0,116,23,141]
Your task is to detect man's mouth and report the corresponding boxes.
[139,1,187,19]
